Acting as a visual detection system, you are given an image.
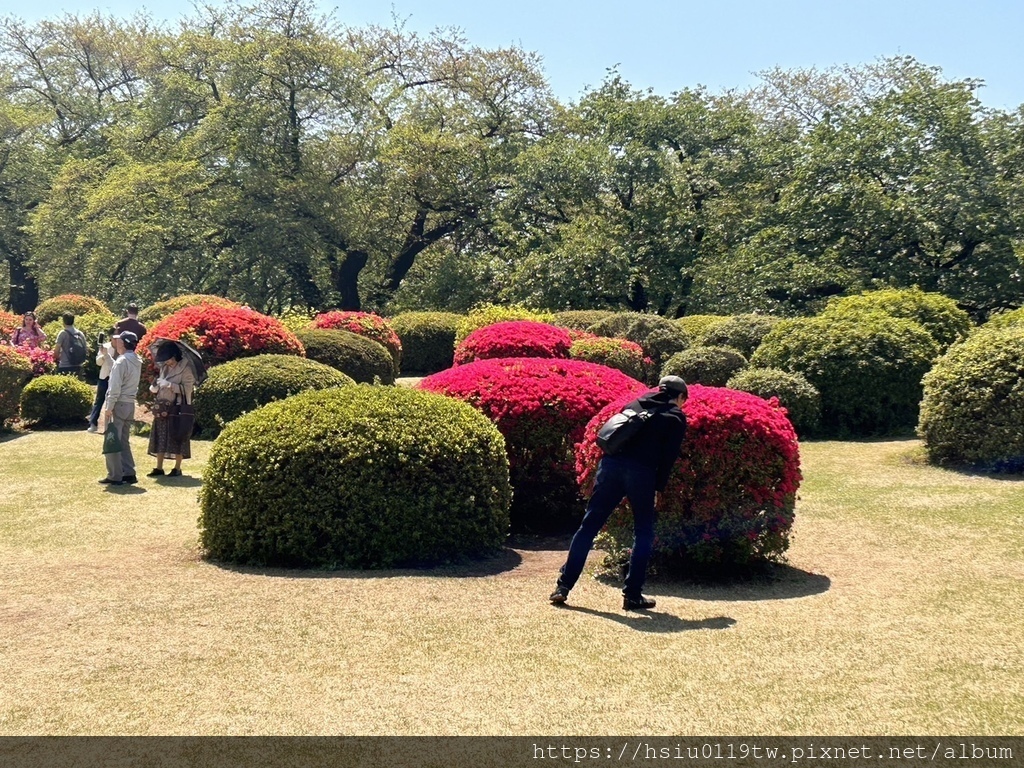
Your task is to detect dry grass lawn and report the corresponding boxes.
[0,429,1021,735]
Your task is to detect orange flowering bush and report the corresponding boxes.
[419,357,647,531]
[577,385,802,569]
[453,321,574,365]
[311,311,402,375]
[0,310,20,340]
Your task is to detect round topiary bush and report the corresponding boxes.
[588,312,691,373]
[389,311,462,375]
[568,335,652,381]
[199,386,512,568]
[454,304,557,344]
[984,307,1024,330]
[43,311,118,381]
[0,346,33,425]
[310,311,402,376]
[577,385,802,571]
[697,314,781,358]
[419,357,648,532]
[726,367,821,436]
[140,305,304,372]
[19,374,93,426]
[34,294,110,325]
[193,354,355,438]
[454,321,573,365]
[295,328,395,385]
[662,345,748,387]
[676,314,730,339]
[821,288,972,352]
[553,310,618,331]
[917,324,1024,470]
[138,294,241,325]
[751,313,939,437]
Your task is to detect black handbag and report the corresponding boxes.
[170,384,195,442]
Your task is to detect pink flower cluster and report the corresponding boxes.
[12,345,56,377]
[454,321,574,365]
[576,385,802,566]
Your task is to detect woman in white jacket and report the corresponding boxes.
[86,330,116,433]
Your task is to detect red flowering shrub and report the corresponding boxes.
[0,310,20,340]
[577,385,802,571]
[453,321,574,365]
[569,334,653,381]
[311,311,402,375]
[419,357,647,531]
[12,346,56,378]
[34,294,110,325]
[140,306,305,373]
[0,346,33,424]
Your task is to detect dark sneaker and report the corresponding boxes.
[98,478,123,486]
[623,595,656,611]
[168,468,182,477]
[147,468,165,477]
[123,475,138,484]
[549,587,569,605]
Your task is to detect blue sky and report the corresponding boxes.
[12,0,1024,111]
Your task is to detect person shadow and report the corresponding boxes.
[556,604,736,634]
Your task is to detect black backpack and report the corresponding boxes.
[597,404,662,455]
[65,329,88,367]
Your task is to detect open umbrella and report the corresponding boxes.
[147,337,208,386]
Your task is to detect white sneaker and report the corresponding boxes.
[86,425,98,433]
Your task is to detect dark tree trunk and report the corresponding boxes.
[333,250,368,310]
[7,254,39,313]
[382,211,461,298]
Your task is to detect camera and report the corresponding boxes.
[98,332,106,344]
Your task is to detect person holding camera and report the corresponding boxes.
[86,329,116,433]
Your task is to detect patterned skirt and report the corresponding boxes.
[148,413,192,459]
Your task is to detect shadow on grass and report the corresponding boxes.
[556,604,736,633]
[638,564,831,602]
[508,532,573,551]
[209,546,524,580]
[104,484,147,495]
[151,474,203,488]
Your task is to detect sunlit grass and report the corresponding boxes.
[1,431,1021,734]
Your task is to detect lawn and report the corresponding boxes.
[0,429,1021,735]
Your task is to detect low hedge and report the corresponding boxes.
[295,328,395,385]
[19,374,93,426]
[984,307,1024,330]
[193,354,355,438]
[310,311,402,377]
[726,367,821,436]
[199,386,512,568]
[568,335,652,381]
[918,324,1024,470]
[0,346,34,425]
[662,346,748,387]
[697,314,780,358]
[389,311,462,374]
[588,312,691,373]
[552,310,618,331]
[676,314,730,339]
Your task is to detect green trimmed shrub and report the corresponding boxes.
[918,324,1024,470]
[19,374,93,426]
[698,314,781,358]
[553,310,618,331]
[43,312,117,381]
[568,335,652,381]
[727,367,821,436]
[294,328,395,385]
[676,314,730,339]
[0,346,33,425]
[390,311,462,374]
[199,386,512,568]
[454,304,556,344]
[193,354,355,438]
[662,346,748,387]
[822,288,972,352]
[34,294,110,325]
[588,312,691,372]
[751,314,939,436]
[983,307,1024,330]
[138,294,240,325]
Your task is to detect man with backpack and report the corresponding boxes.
[53,313,89,377]
[550,375,688,611]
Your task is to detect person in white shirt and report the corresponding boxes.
[86,329,116,433]
[99,331,142,486]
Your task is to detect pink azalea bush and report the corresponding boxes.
[12,346,56,377]
[453,320,575,365]
[310,311,402,375]
[419,357,648,531]
[577,385,802,570]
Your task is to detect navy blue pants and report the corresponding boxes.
[89,377,109,428]
[557,456,657,599]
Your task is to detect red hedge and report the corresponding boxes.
[453,321,574,365]
[419,357,648,531]
[310,311,402,374]
[577,385,802,568]
[141,305,305,370]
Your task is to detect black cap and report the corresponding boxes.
[112,330,138,346]
[658,375,688,397]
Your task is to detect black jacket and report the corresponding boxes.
[614,392,687,492]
